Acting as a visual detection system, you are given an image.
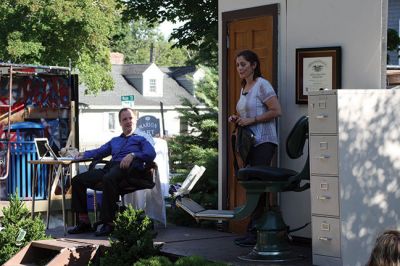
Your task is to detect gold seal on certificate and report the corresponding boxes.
[303,57,332,95]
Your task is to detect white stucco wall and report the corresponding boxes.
[218,0,387,237]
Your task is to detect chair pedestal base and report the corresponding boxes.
[239,249,303,262]
[238,210,304,262]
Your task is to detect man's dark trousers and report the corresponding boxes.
[71,162,126,223]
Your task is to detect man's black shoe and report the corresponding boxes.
[92,220,103,231]
[95,223,114,237]
[67,222,92,234]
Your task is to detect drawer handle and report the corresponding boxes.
[320,183,329,190]
[319,236,332,241]
[315,155,330,159]
[317,196,331,200]
[316,114,328,119]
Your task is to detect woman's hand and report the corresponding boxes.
[236,117,254,127]
[228,115,239,123]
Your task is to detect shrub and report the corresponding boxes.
[133,256,228,266]
[174,256,227,266]
[100,207,159,266]
[133,256,173,266]
[0,194,49,265]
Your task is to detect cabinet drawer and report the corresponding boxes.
[311,176,339,216]
[308,94,338,134]
[310,135,338,175]
[312,216,341,257]
[313,254,342,266]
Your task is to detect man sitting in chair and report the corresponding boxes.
[68,107,156,236]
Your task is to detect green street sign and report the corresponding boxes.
[121,95,134,107]
[121,95,134,101]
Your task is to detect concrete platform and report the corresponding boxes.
[47,224,312,266]
[46,227,110,248]
[156,224,312,266]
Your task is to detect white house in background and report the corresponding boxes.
[78,57,206,151]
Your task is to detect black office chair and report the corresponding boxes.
[88,159,157,228]
[236,116,309,262]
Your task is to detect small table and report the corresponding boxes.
[28,158,92,235]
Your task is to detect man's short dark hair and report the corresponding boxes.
[118,108,136,122]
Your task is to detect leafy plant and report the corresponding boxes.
[121,0,218,66]
[100,207,159,266]
[0,193,49,265]
[133,255,228,266]
[133,256,173,266]
[388,28,400,52]
[175,256,227,266]
[111,17,190,66]
[387,28,400,64]
[0,0,118,93]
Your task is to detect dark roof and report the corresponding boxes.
[159,66,197,95]
[124,76,142,92]
[79,64,201,107]
[120,64,151,75]
[160,66,196,78]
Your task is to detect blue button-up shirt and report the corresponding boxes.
[83,134,156,163]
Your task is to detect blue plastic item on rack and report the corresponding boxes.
[3,122,47,200]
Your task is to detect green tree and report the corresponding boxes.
[0,0,118,93]
[168,66,218,226]
[194,66,218,110]
[154,41,191,66]
[387,28,400,64]
[120,0,218,66]
[169,66,218,170]
[388,28,400,52]
[112,18,189,66]
[0,194,49,265]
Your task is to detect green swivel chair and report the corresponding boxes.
[175,116,309,262]
[236,115,309,262]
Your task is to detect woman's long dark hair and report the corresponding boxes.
[236,49,263,88]
[367,230,400,266]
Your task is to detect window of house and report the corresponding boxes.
[149,79,157,92]
[108,113,116,131]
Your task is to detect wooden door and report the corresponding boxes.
[227,15,276,233]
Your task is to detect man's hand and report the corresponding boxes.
[120,153,134,169]
[74,152,84,159]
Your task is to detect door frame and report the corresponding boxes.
[221,4,279,209]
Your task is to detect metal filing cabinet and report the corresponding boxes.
[308,89,400,266]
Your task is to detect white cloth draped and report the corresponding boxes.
[153,138,170,197]
[123,138,170,226]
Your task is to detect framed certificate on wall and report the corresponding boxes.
[296,46,341,104]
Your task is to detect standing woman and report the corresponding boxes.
[228,49,282,246]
